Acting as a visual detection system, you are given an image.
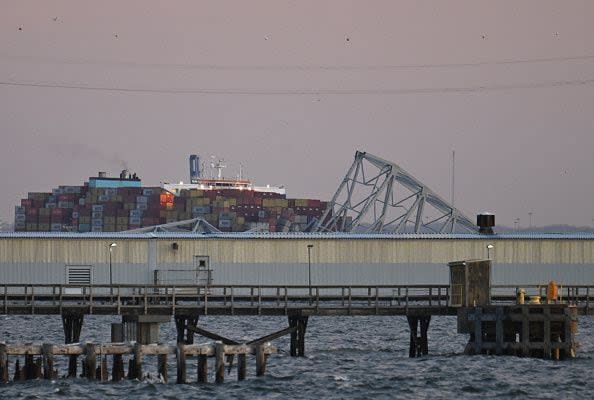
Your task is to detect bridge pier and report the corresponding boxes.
[62,311,83,377]
[407,316,430,358]
[288,315,308,357]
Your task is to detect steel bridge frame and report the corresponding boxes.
[314,151,477,234]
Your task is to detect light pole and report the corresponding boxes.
[109,243,117,295]
[307,244,313,300]
[487,244,494,260]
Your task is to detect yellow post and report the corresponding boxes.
[517,289,525,305]
[547,281,558,304]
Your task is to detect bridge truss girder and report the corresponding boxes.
[124,217,221,234]
[314,151,477,234]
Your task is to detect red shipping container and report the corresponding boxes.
[51,208,64,217]
[308,199,322,207]
[58,194,76,201]
[21,199,33,207]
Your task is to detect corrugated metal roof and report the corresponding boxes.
[1,232,594,240]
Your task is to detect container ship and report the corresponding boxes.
[14,155,326,233]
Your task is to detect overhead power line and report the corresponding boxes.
[1,78,593,95]
[2,53,594,71]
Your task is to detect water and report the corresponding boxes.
[2,315,594,399]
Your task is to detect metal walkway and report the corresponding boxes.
[3,283,593,316]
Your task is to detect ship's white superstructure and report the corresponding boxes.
[163,154,285,196]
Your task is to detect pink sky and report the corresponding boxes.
[1,1,593,226]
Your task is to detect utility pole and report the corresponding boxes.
[451,149,455,207]
[307,245,313,301]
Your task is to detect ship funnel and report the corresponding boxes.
[189,154,200,184]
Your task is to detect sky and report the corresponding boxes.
[1,0,593,227]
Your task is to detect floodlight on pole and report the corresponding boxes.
[109,243,117,295]
[487,244,494,260]
[307,245,314,301]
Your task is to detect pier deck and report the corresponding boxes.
[2,283,593,316]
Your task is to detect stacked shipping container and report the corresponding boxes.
[14,181,326,233]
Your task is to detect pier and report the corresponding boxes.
[0,342,275,384]
[0,260,585,383]
[1,283,593,316]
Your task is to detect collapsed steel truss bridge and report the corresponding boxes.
[314,151,477,234]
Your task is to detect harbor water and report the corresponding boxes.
[1,314,594,399]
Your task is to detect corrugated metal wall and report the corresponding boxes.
[1,236,594,285]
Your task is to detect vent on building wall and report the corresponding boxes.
[65,265,93,285]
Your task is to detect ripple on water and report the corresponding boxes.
[1,315,594,399]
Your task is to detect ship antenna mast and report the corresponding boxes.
[215,159,226,179]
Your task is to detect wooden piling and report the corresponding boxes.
[407,316,418,358]
[0,343,8,383]
[62,313,83,378]
[256,345,266,376]
[24,352,35,380]
[197,354,208,383]
[112,354,124,381]
[176,343,186,384]
[2,341,276,384]
[85,343,96,380]
[133,342,143,380]
[288,315,308,357]
[13,358,23,381]
[127,359,135,380]
[34,357,42,379]
[215,342,225,384]
[158,353,168,383]
[111,323,125,381]
[237,353,246,381]
[100,355,108,381]
[42,343,54,380]
[419,317,430,356]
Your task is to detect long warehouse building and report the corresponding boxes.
[1,232,594,286]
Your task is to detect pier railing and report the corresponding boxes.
[1,283,451,316]
[2,283,594,315]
